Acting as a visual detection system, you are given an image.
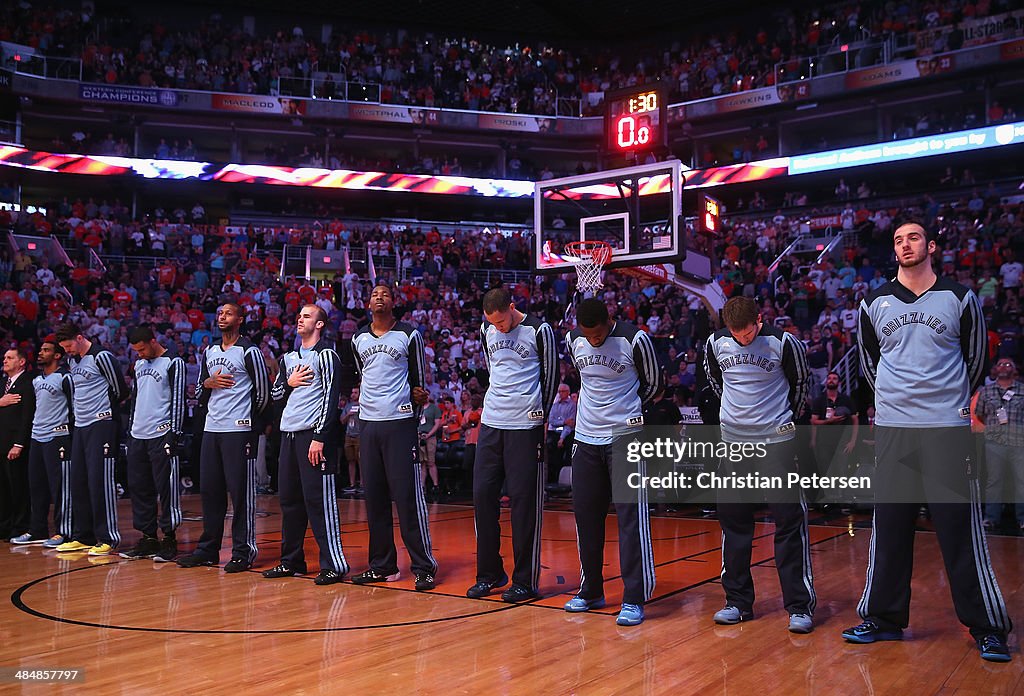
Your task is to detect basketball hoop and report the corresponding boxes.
[564,240,613,294]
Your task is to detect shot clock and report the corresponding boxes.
[604,85,667,156]
[698,193,722,236]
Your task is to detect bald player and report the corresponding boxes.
[350,284,436,591]
[177,303,271,572]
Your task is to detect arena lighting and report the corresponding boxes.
[788,120,1024,174]
[0,120,1020,196]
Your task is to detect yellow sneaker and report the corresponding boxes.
[56,540,92,553]
[88,543,112,556]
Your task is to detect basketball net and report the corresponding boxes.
[564,241,612,296]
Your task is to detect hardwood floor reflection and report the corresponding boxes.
[1,495,1021,694]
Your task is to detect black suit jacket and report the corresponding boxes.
[0,371,37,452]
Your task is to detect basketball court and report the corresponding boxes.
[2,162,1019,694]
[2,495,1022,694]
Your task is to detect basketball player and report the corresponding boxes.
[563,298,661,626]
[704,296,815,633]
[27,339,73,548]
[351,284,437,590]
[263,305,349,585]
[466,287,557,601]
[55,322,128,556]
[178,303,270,572]
[844,222,1012,662]
[120,327,186,563]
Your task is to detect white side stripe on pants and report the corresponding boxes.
[322,474,349,574]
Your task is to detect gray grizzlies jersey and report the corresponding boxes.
[69,342,127,428]
[480,314,558,429]
[274,338,342,441]
[130,354,187,439]
[352,322,426,422]
[196,338,271,433]
[858,276,986,427]
[567,321,661,446]
[704,324,810,444]
[32,369,73,442]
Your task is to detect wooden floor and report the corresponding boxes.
[2,495,1022,695]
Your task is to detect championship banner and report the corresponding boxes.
[348,104,439,125]
[79,84,180,107]
[211,94,307,115]
[477,114,557,133]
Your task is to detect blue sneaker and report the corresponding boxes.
[42,535,64,549]
[714,605,754,625]
[841,620,903,643]
[977,633,1011,663]
[788,613,813,634]
[564,595,606,612]
[616,603,644,626]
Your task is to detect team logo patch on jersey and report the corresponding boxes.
[399,402,413,414]
[52,424,69,433]
[235,419,251,427]
[776,422,796,435]
[528,410,545,421]
[627,415,644,426]
[96,410,112,420]
[959,407,970,419]
[156,422,172,431]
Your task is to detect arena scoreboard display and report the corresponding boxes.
[604,85,667,156]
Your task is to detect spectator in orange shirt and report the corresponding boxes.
[440,395,463,444]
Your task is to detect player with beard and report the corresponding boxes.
[844,222,1013,662]
[177,303,270,573]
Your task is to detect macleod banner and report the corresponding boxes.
[211,94,307,115]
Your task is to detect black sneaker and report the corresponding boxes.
[351,568,401,584]
[176,553,216,568]
[466,573,509,599]
[119,535,160,560]
[977,633,1012,662]
[841,620,904,643]
[414,572,436,591]
[262,563,304,578]
[153,537,178,563]
[500,584,539,603]
[223,558,251,573]
[314,569,346,586]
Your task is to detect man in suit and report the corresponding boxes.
[0,348,37,542]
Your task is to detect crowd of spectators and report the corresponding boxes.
[0,164,1021,512]
[3,0,1020,119]
[0,174,1019,414]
